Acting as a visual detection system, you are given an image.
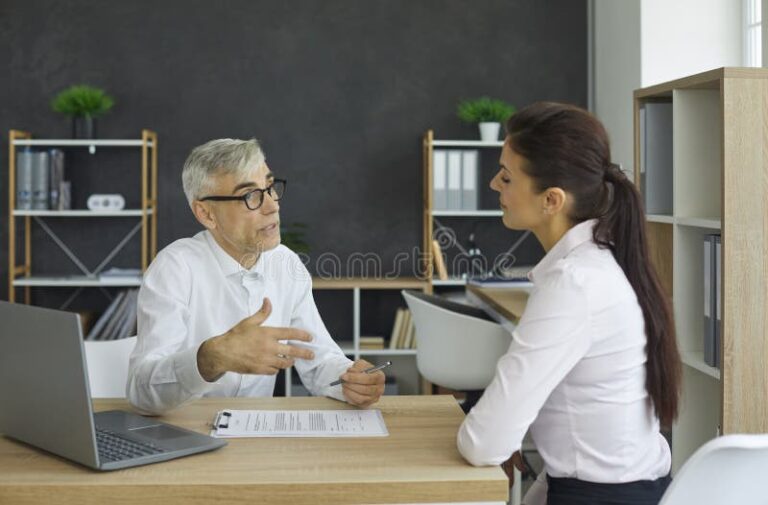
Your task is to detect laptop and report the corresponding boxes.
[0,301,227,471]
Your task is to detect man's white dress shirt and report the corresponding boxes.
[457,219,671,485]
[127,230,352,414]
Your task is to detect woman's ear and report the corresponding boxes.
[192,201,217,230]
[542,187,567,215]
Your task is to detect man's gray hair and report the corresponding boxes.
[181,138,266,207]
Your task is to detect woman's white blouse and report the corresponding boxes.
[457,219,671,483]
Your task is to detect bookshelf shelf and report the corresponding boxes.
[635,67,768,472]
[12,209,153,217]
[12,275,143,287]
[432,139,504,147]
[12,139,155,148]
[681,351,721,380]
[676,217,721,230]
[647,214,675,224]
[430,210,503,217]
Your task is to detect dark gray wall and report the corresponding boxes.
[0,0,587,306]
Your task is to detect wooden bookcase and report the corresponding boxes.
[634,68,768,471]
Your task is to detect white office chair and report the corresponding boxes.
[659,434,768,504]
[403,290,533,505]
[83,336,137,398]
[402,290,513,392]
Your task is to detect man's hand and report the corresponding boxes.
[197,298,315,381]
[501,451,526,487]
[340,359,386,408]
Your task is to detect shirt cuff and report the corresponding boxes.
[173,341,217,396]
[324,359,353,402]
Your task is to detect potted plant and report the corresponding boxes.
[280,222,310,254]
[457,97,516,142]
[51,85,114,139]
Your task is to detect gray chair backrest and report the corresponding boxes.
[402,290,513,391]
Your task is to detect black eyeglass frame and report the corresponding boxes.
[199,179,287,211]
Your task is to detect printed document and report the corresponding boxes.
[211,409,389,438]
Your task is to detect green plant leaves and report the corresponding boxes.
[51,85,114,118]
[457,97,516,124]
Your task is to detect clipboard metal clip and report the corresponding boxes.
[213,410,232,429]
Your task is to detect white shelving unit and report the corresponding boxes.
[284,278,427,397]
[635,68,768,472]
[422,130,520,291]
[7,129,158,307]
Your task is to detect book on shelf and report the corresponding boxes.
[468,266,534,288]
[86,289,139,341]
[86,291,126,340]
[432,239,449,281]
[359,336,385,350]
[99,267,143,282]
[388,308,406,349]
[468,277,534,289]
[401,311,414,349]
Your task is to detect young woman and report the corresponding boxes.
[456,102,681,505]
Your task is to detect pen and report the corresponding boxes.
[329,361,392,386]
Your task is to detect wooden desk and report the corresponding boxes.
[0,396,507,505]
[466,285,529,323]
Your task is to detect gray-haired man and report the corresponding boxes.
[127,138,385,414]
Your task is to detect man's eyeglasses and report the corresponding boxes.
[199,179,286,211]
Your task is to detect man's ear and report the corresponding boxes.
[191,201,217,230]
[542,187,567,215]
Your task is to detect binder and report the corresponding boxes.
[461,150,478,210]
[31,151,50,210]
[447,150,462,210]
[703,235,716,367]
[433,150,448,210]
[714,235,722,369]
[49,149,65,210]
[643,102,673,215]
[16,150,33,210]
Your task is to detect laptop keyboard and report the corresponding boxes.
[96,428,165,463]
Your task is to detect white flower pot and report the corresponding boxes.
[478,122,501,142]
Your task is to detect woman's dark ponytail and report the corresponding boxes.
[507,102,681,428]
[596,165,681,428]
